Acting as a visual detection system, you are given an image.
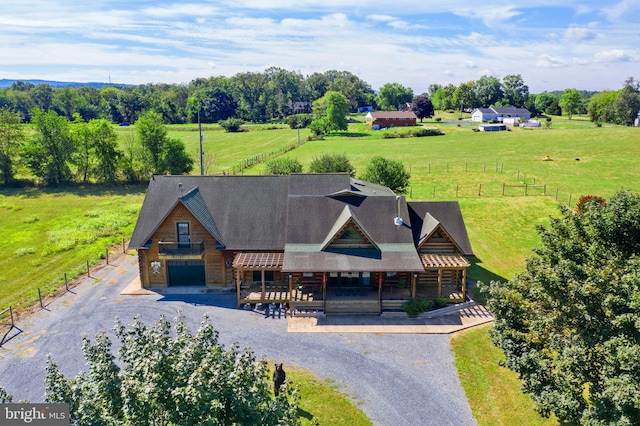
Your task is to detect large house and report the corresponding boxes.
[471,106,531,122]
[365,111,417,129]
[129,174,474,315]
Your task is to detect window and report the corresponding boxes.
[253,270,274,282]
[386,271,398,278]
[303,272,314,278]
[177,222,190,244]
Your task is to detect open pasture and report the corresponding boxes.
[1,118,637,425]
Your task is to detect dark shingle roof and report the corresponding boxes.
[130,175,473,269]
[408,201,474,255]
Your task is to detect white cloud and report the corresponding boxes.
[564,25,597,42]
[594,49,634,62]
[536,54,566,68]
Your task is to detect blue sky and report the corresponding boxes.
[1,1,638,93]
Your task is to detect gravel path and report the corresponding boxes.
[0,254,477,426]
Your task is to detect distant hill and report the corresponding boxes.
[0,79,130,89]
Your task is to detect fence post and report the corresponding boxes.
[64,273,69,292]
[502,183,505,196]
[122,236,126,253]
[38,288,43,309]
[525,183,528,196]
[478,184,482,196]
[568,194,572,206]
[456,185,459,197]
[106,248,109,265]
[433,186,436,198]
[555,188,559,200]
[9,306,14,328]
[87,260,91,278]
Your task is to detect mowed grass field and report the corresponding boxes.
[1,116,638,424]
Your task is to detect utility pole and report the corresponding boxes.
[198,104,204,175]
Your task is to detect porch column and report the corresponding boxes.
[378,274,382,300]
[236,268,241,306]
[438,269,442,298]
[462,268,467,300]
[411,273,417,299]
[322,273,326,301]
[261,270,265,303]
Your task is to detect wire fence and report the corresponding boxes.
[0,237,128,347]
[407,161,577,206]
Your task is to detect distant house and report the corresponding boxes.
[471,107,531,123]
[288,101,311,114]
[400,102,412,112]
[129,174,474,315]
[365,111,417,129]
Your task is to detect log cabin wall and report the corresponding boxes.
[144,205,226,288]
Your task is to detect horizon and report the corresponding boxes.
[1,1,638,94]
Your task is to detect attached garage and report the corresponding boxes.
[167,260,206,286]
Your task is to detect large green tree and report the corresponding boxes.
[559,88,582,119]
[360,156,410,194]
[482,190,640,424]
[587,90,618,123]
[312,91,349,132]
[452,81,477,111]
[25,109,76,185]
[474,75,503,108]
[89,119,122,184]
[501,74,529,107]
[376,83,413,111]
[136,110,192,176]
[43,314,300,425]
[0,106,25,185]
[613,78,640,126]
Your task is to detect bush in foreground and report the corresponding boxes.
[43,313,300,425]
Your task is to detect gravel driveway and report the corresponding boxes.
[0,253,476,426]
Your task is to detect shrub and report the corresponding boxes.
[265,157,303,175]
[402,298,432,317]
[435,117,442,122]
[218,118,244,132]
[15,247,35,256]
[433,297,448,309]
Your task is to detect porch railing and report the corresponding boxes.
[158,240,204,257]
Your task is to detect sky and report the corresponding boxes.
[1,1,639,94]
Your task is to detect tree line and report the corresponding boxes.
[0,108,192,186]
[2,68,638,127]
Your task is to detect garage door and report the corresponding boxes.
[167,261,206,286]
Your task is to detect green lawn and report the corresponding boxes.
[451,326,558,426]
[283,366,371,425]
[0,185,146,311]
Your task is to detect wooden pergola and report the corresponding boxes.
[233,252,285,304]
[419,253,470,301]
